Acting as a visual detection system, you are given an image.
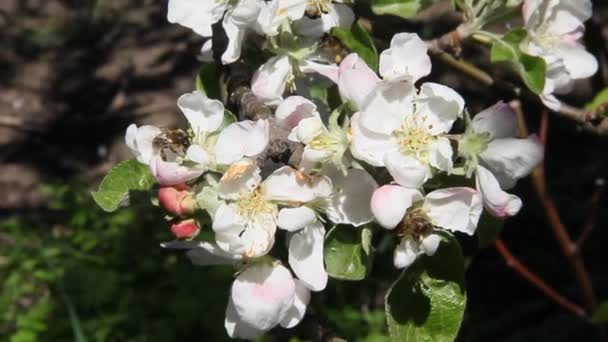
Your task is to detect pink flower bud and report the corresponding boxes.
[170,219,200,239]
[158,185,197,216]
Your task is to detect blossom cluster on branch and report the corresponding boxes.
[93,0,600,340]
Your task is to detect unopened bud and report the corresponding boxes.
[158,184,197,216]
[170,219,200,239]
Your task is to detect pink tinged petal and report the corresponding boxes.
[218,159,261,200]
[476,165,522,218]
[149,155,203,186]
[263,166,332,203]
[231,262,296,331]
[125,124,161,165]
[300,60,340,84]
[420,233,441,256]
[280,279,311,329]
[167,0,225,37]
[169,219,200,239]
[371,185,423,229]
[428,137,453,172]
[423,187,482,235]
[158,185,196,216]
[177,91,224,134]
[384,151,430,189]
[277,207,317,232]
[479,135,544,189]
[556,43,598,79]
[471,101,518,139]
[394,236,420,269]
[546,1,591,35]
[360,81,416,135]
[160,240,242,265]
[215,120,270,165]
[416,83,465,135]
[349,113,395,167]
[338,54,380,110]
[288,222,328,291]
[225,298,266,339]
[325,168,379,226]
[252,55,292,106]
[276,96,319,130]
[379,32,431,82]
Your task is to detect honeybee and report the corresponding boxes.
[305,0,330,19]
[153,129,191,160]
[318,34,350,64]
[398,212,433,238]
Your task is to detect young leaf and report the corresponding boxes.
[585,88,608,117]
[195,63,221,100]
[371,0,426,19]
[490,29,546,94]
[385,235,466,342]
[331,23,378,70]
[91,160,156,212]
[324,225,373,280]
[592,301,608,323]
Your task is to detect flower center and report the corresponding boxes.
[533,25,560,49]
[236,189,276,219]
[397,207,432,239]
[394,122,433,161]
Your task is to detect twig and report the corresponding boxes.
[494,239,586,318]
[512,102,599,313]
[575,179,606,252]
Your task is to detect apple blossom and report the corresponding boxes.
[371,185,482,269]
[521,0,597,110]
[125,124,161,165]
[169,219,200,239]
[158,184,197,216]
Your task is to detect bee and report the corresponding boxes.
[153,129,191,160]
[398,211,433,238]
[305,0,330,19]
[318,33,351,64]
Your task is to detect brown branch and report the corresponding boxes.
[512,102,599,313]
[575,179,606,252]
[494,239,587,317]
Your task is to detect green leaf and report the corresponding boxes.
[371,0,424,18]
[585,88,608,117]
[91,160,156,212]
[385,235,466,342]
[491,29,546,94]
[477,212,505,248]
[324,225,373,280]
[222,109,237,127]
[592,301,608,323]
[195,63,221,100]
[331,23,378,70]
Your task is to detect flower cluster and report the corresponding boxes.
[107,0,600,339]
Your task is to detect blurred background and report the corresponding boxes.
[0,0,607,341]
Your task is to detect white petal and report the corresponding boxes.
[277,207,317,232]
[160,240,242,265]
[185,145,209,166]
[394,236,420,269]
[384,151,430,189]
[325,168,378,226]
[294,117,325,144]
[338,54,380,110]
[288,222,328,291]
[360,81,416,135]
[349,113,395,167]
[125,124,161,165]
[276,96,319,130]
[225,298,266,339]
[371,185,422,229]
[428,137,453,172]
[177,90,224,134]
[476,165,522,218]
[215,120,270,165]
[380,32,431,82]
[252,55,292,106]
[471,101,518,139]
[420,234,441,256]
[557,43,598,80]
[149,155,203,186]
[200,40,213,62]
[293,3,354,38]
[218,159,261,200]
[280,279,311,329]
[167,0,225,37]
[423,187,482,235]
[212,203,247,255]
[300,60,340,84]
[263,166,332,203]
[231,262,296,331]
[416,83,464,135]
[479,135,544,189]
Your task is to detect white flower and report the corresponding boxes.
[351,82,464,189]
[521,0,597,109]
[167,0,262,64]
[276,96,349,171]
[292,1,355,39]
[225,260,310,339]
[215,119,270,165]
[125,124,161,165]
[459,102,544,218]
[371,185,482,269]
